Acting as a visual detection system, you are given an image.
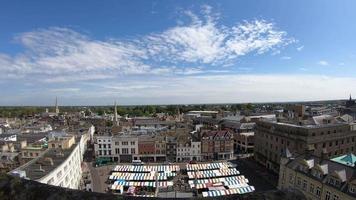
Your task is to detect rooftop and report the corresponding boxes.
[331,153,356,167]
[15,138,79,180]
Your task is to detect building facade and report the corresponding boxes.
[176,141,201,162]
[278,152,356,200]
[255,120,356,173]
[201,130,234,160]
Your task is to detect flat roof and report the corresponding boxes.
[19,140,78,180]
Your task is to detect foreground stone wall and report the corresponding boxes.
[0,173,306,200]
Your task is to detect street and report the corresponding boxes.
[231,157,278,191]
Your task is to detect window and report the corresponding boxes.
[329,142,332,147]
[57,171,62,178]
[316,187,321,197]
[332,195,339,200]
[131,148,135,154]
[302,180,307,190]
[289,174,293,184]
[99,144,102,148]
[328,178,334,185]
[47,178,54,185]
[131,141,135,145]
[122,148,129,154]
[325,191,331,200]
[350,186,356,193]
[309,183,314,193]
[108,144,111,148]
[297,177,301,187]
[122,141,128,145]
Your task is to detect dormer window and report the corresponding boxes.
[328,178,334,185]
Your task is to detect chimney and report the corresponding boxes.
[320,148,328,164]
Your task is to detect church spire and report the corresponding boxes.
[114,101,118,125]
[55,97,59,114]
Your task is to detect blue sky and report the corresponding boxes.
[1,0,356,105]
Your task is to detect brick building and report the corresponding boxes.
[201,130,234,160]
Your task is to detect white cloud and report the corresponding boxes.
[318,60,329,66]
[299,67,308,71]
[0,6,295,82]
[280,56,291,60]
[68,74,356,104]
[296,45,304,51]
[50,88,80,92]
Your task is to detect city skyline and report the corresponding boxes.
[1,0,356,105]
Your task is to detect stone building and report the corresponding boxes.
[278,151,356,200]
[254,119,356,173]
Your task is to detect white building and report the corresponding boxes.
[94,133,139,163]
[112,134,138,162]
[94,135,113,159]
[176,141,201,162]
[10,126,93,190]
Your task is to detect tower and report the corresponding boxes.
[55,97,59,114]
[114,101,119,126]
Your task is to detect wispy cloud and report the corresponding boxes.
[296,45,304,51]
[45,74,356,105]
[50,88,80,92]
[0,5,295,83]
[299,67,308,71]
[280,56,291,60]
[318,60,329,66]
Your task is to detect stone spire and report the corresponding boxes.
[114,101,118,125]
[55,97,59,114]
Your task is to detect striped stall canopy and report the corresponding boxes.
[113,165,180,172]
[188,175,246,185]
[112,181,174,188]
[201,186,255,197]
[190,178,249,189]
[110,172,168,181]
[187,162,233,171]
[187,168,240,179]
